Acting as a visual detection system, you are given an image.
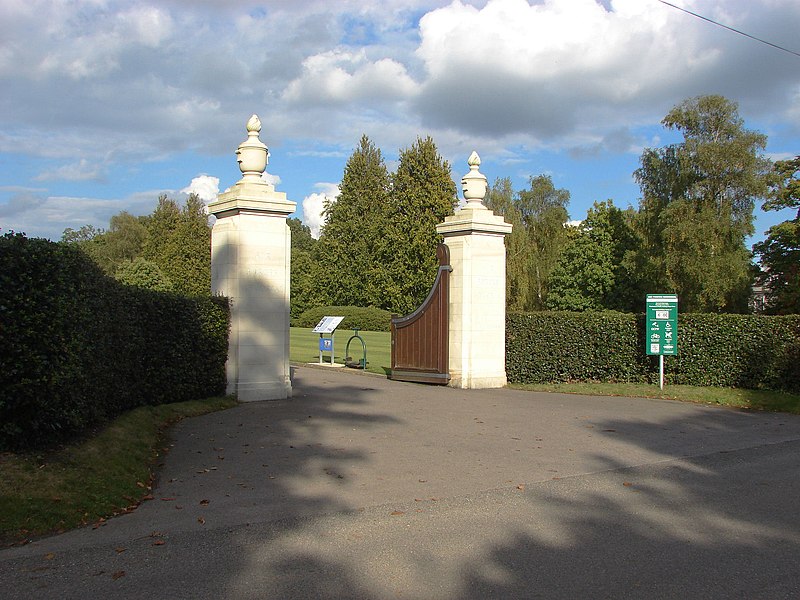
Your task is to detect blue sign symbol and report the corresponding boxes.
[320,338,333,352]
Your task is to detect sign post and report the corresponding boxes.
[646,294,678,390]
[312,316,345,365]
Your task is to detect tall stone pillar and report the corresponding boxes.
[436,152,512,389]
[208,115,295,401]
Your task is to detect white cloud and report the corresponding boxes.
[413,0,800,142]
[283,49,418,106]
[34,158,104,182]
[0,190,160,241]
[181,174,219,203]
[262,171,282,187]
[302,182,340,239]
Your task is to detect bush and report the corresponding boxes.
[0,233,229,450]
[293,305,393,332]
[507,311,800,392]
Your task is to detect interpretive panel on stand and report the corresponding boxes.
[313,316,345,334]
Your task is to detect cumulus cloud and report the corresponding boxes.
[181,174,220,203]
[283,49,418,106]
[262,171,282,187]
[413,0,800,142]
[302,182,340,239]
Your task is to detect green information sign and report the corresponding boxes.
[646,294,678,356]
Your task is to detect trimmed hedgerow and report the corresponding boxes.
[0,232,229,450]
[506,312,650,385]
[293,305,392,332]
[506,311,800,392]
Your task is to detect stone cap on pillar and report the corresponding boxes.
[436,151,512,237]
[208,114,296,218]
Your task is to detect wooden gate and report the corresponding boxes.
[389,244,451,384]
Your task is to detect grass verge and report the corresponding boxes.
[0,396,236,546]
[509,382,800,414]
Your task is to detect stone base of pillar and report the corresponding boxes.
[231,379,292,402]
[448,373,508,390]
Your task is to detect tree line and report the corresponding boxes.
[61,194,210,297]
[62,95,799,316]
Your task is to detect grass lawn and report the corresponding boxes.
[290,326,391,376]
[0,396,236,546]
[509,382,800,414]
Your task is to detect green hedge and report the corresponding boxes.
[0,233,229,450]
[507,311,800,392]
[293,305,393,332]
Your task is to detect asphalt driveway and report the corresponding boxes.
[2,365,800,599]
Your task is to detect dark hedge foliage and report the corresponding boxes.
[507,311,800,392]
[0,233,229,450]
[293,305,393,332]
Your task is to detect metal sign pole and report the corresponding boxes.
[660,355,664,390]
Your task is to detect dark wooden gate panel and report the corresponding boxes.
[389,244,451,384]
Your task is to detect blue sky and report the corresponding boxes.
[1,0,798,246]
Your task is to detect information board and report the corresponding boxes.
[312,316,345,334]
[646,294,678,356]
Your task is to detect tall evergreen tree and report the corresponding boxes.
[633,95,771,312]
[385,136,457,314]
[315,135,392,308]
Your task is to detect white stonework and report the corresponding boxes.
[436,152,512,389]
[208,115,295,401]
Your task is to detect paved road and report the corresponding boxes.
[3,366,800,599]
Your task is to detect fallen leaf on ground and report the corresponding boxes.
[390,511,404,516]
[199,499,210,506]
[44,553,55,560]
[517,484,525,491]
[112,571,126,580]
[623,482,633,487]
[153,540,165,546]
[115,547,126,554]
[198,517,206,525]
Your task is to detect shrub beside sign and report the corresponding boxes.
[646,294,678,356]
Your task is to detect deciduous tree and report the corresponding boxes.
[633,95,771,312]
[754,156,800,314]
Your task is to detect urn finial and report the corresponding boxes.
[236,114,268,181]
[461,150,487,207]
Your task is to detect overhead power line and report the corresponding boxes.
[657,0,800,59]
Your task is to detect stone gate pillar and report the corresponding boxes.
[436,151,512,389]
[208,115,295,401]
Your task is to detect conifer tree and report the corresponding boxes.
[315,135,392,308]
[385,136,457,314]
